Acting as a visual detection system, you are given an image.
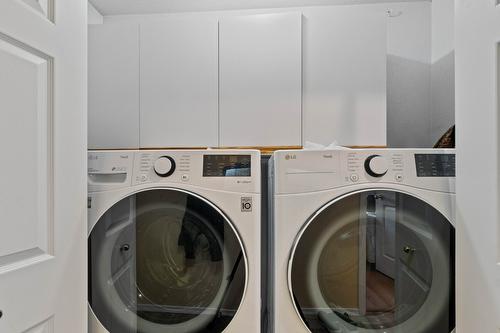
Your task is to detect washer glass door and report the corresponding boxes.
[289,190,455,333]
[89,189,246,333]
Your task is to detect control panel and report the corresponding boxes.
[203,154,252,177]
[88,150,260,194]
[134,152,192,184]
[415,153,456,177]
[273,149,456,194]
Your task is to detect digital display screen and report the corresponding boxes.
[203,155,251,177]
[415,154,456,177]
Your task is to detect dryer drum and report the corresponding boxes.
[289,190,455,333]
[88,188,247,333]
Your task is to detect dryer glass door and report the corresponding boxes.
[89,189,246,333]
[289,190,455,333]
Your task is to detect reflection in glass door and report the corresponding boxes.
[290,190,455,333]
[89,189,247,333]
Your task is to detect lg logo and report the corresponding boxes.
[241,197,252,212]
[285,154,297,161]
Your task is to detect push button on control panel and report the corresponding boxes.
[350,174,359,182]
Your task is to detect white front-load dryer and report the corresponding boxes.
[88,150,261,333]
[269,149,455,333]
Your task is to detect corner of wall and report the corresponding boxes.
[430,0,455,146]
[88,1,104,25]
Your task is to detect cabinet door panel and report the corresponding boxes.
[140,18,218,148]
[302,8,387,147]
[219,13,302,147]
[88,23,140,149]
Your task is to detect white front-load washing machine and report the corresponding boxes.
[269,149,455,333]
[88,149,261,333]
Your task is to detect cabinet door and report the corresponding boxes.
[302,7,387,147]
[140,18,218,148]
[88,23,140,149]
[219,13,302,147]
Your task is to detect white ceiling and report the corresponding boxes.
[90,0,429,16]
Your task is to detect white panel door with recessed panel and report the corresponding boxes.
[456,0,500,331]
[0,1,86,332]
[219,12,302,147]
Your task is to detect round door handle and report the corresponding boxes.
[120,244,130,252]
[403,246,416,254]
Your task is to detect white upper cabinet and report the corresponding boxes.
[219,13,302,147]
[88,23,140,149]
[301,7,387,147]
[140,17,219,148]
[88,8,387,149]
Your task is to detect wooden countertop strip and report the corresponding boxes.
[89,145,387,155]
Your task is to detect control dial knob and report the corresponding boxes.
[364,155,388,177]
[154,156,176,177]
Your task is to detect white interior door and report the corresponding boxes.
[0,1,87,332]
[456,1,500,331]
[393,196,433,326]
[375,193,396,278]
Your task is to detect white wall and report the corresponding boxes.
[386,1,431,148]
[430,0,454,145]
[431,0,453,63]
[386,0,454,148]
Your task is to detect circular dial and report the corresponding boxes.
[154,156,176,177]
[364,155,388,177]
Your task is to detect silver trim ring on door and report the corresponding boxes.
[88,187,249,333]
[287,188,454,333]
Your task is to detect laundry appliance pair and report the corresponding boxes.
[87,148,456,333]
